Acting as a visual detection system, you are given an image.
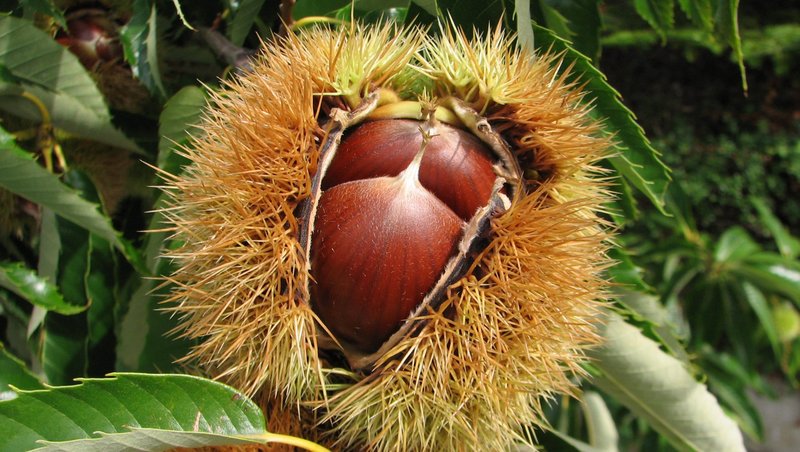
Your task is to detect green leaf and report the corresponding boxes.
[714,226,759,263]
[157,85,207,172]
[0,16,105,118]
[515,0,534,52]
[229,0,267,46]
[531,23,671,214]
[714,0,746,92]
[116,87,206,372]
[607,248,652,292]
[633,0,675,39]
[739,282,780,357]
[0,373,326,452]
[0,262,83,315]
[544,0,602,62]
[20,0,67,28]
[751,197,800,259]
[615,290,690,363]
[589,312,745,451]
[0,16,141,152]
[700,348,766,440]
[677,0,713,32]
[0,129,129,259]
[0,343,44,392]
[293,0,353,18]
[581,391,618,451]
[41,217,92,385]
[732,254,800,304]
[120,0,166,99]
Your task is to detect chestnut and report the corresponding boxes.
[310,119,498,353]
[56,16,122,68]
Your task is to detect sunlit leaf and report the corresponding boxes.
[0,373,326,452]
[713,226,759,263]
[590,312,745,451]
[531,23,671,213]
[0,16,141,152]
[0,262,82,315]
[615,290,690,363]
[581,391,618,451]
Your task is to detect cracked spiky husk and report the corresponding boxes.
[161,23,613,451]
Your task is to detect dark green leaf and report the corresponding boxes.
[677,0,713,32]
[751,197,800,259]
[20,0,67,28]
[739,282,780,357]
[542,0,602,62]
[733,253,800,304]
[0,373,326,452]
[590,312,745,451]
[700,348,766,440]
[0,262,83,315]
[427,0,510,33]
[0,129,129,259]
[116,87,207,372]
[0,343,44,392]
[293,0,352,18]
[714,0,746,92]
[608,248,652,292]
[714,226,759,263]
[157,85,208,173]
[229,0,267,46]
[120,0,166,99]
[41,217,91,385]
[633,0,675,39]
[531,23,671,213]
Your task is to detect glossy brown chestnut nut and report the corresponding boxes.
[57,17,122,68]
[323,119,498,221]
[310,119,498,353]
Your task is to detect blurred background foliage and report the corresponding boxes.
[0,0,798,450]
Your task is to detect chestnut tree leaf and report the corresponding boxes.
[20,0,67,28]
[120,0,166,99]
[0,128,142,272]
[0,343,45,394]
[116,86,207,372]
[589,312,745,451]
[0,373,326,452]
[633,0,675,39]
[714,0,746,92]
[0,16,141,152]
[0,262,84,316]
[229,0,268,46]
[677,0,714,32]
[531,22,671,214]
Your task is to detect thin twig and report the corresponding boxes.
[198,27,256,73]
